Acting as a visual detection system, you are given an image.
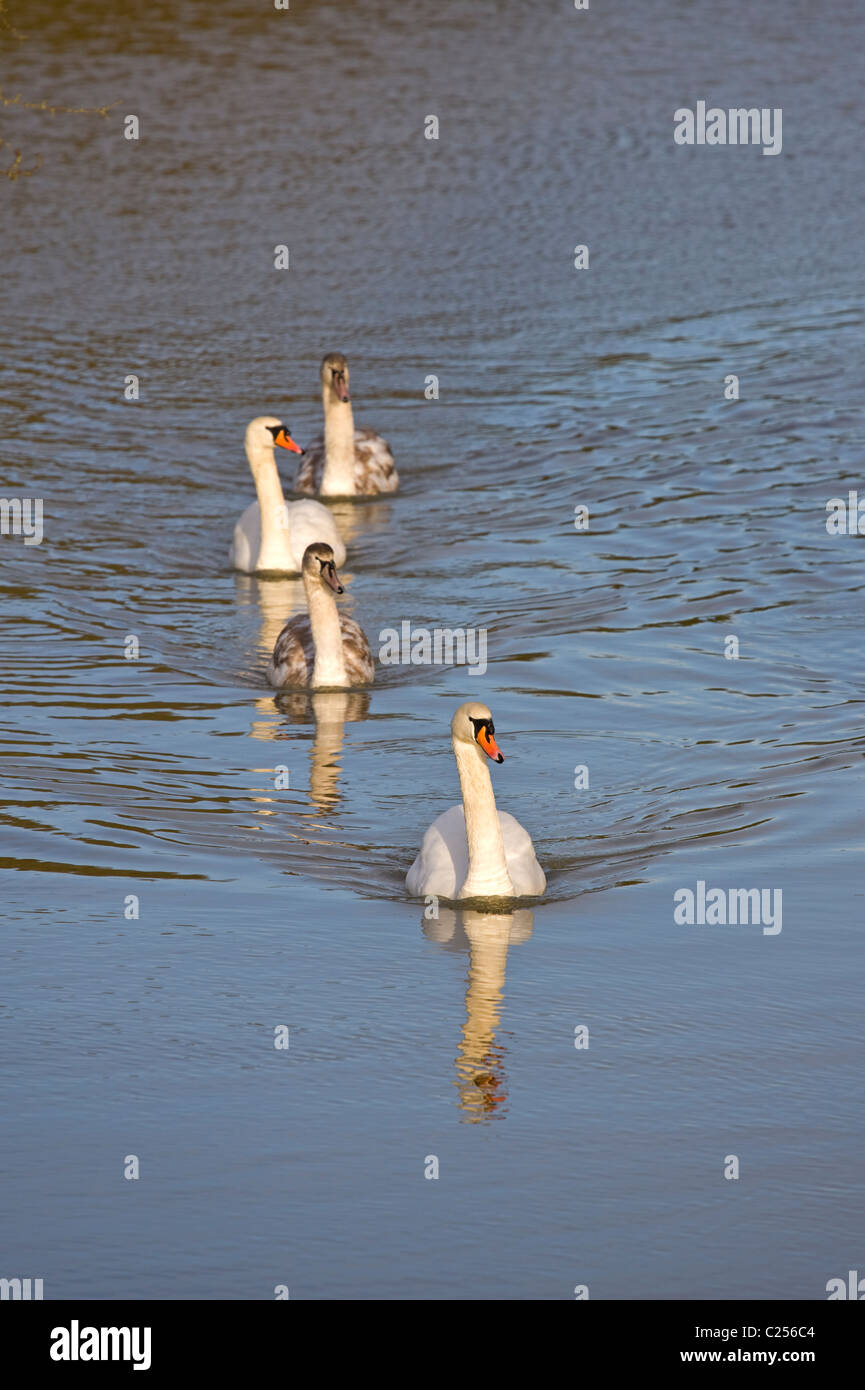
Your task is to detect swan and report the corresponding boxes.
[406,702,546,901]
[294,353,399,497]
[267,542,375,689]
[230,417,347,573]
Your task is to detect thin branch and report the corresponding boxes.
[0,0,26,43]
[0,2,117,178]
[0,135,42,179]
[0,87,119,118]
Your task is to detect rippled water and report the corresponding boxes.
[1,0,863,1299]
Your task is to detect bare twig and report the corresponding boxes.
[0,2,116,179]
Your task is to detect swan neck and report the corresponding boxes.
[305,575,348,687]
[321,390,356,496]
[246,435,289,569]
[453,739,514,898]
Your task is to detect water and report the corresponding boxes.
[1,0,863,1299]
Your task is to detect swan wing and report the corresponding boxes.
[406,805,468,899]
[499,811,547,897]
[294,437,325,494]
[338,615,375,685]
[292,431,398,496]
[407,807,545,900]
[354,429,399,495]
[286,499,347,567]
[230,500,260,572]
[267,615,313,688]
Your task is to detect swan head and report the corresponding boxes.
[302,541,344,594]
[246,415,304,455]
[451,701,504,764]
[320,352,350,403]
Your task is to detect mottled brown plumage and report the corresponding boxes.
[294,428,399,496]
[293,353,399,497]
[267,542,375,689]
[268,611,375,688]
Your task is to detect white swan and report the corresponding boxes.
[230,417,346,574]
[294,353,399,497]
[407,702,546,901]
[267,543,375,689]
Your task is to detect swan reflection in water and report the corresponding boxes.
[423,906,534,1123]
[249,687,370,813]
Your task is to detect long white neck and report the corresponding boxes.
[453,740,515,898]
[304,576,348,687]
[321,390,356,497]
[245,430,291,570]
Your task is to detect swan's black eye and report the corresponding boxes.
[267,424,285,440]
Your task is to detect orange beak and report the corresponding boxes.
[477,726,504,763]
[275,428,304,455]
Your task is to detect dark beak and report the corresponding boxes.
[334,373,350,403]
[323,563,344,594]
